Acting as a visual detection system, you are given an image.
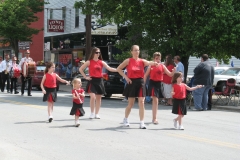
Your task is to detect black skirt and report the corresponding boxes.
[123,78,146,98]
[147,80,164,98]
[43,87,57,102]
[85,77,106,95]
[70,102,85,116]
[172,98,187,115]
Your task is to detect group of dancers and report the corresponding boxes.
[0,50,33,95]
[41,45,203,129]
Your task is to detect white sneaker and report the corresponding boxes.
[123,118,130,127]
[140,122,147,129]
[89,113,95,119]
[75,120,80,127]
[179,125,184,130]
[95,114,101,119]
[173,119,177,129]
[49,116,53,123]
[122,99,128,102]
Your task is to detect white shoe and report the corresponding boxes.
[122,99,128,102]
[95,114,100,119]
[75,120,80,127]
[179,125,184,130]
[140,122,146,129]
[49,116,53,123]
[173,119,177,129]
[89,113,95,119]
[123,118,130,127]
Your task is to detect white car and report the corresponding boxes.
[213,67,240,88]
[214,66,230,75]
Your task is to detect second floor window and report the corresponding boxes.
[62,7,66,19]
[50,9,53,19]
[75,8,79,28]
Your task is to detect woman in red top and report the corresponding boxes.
[79,47,117,119]
[41,62,70,123]
[117,45,158,129]
[144,52,175,124]
[162,54,176,106]
[171,72,202,130]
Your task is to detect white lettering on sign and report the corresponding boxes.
[48,20,64,32]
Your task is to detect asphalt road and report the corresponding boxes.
[0,91,239,160]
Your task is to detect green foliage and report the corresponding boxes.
[75,0,240,72]
[0,0,44,57]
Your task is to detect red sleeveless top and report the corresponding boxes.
[89,60,103,78]
[127,58,144,78]
[173,83,186,99]
[72,88,84,104]
[162,64,174,84]
[44,73,57,88]
[150,64,164,81]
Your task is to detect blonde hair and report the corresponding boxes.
[153,52,161,59]
[71,78,82,88]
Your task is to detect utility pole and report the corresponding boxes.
[85,14,91,60]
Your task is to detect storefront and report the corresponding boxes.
[44,48,84,79]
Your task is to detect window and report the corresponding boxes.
[50,9,53,19]
[62,7,66,19]
[75,8,79,28]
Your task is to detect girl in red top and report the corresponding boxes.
[70,78,85,127]
[41,62,70,123]
[79,47,117,119]
[171,72,202,130]
[144,52,175,124]
[162,54,176,106]
[117,45,158,129]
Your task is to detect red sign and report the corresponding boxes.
[59,54,72,65]
[48,20,64,32]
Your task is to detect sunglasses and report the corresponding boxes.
[95,52,101,54]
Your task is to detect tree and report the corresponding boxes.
[0,0,44,58]
[74,0,240,79]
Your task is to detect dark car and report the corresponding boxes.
[73,61,124,97]
[102,61,124,97]
[18,65,59,91]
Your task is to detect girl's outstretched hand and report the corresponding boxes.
[66,81,71,85]
[42,90,46,94]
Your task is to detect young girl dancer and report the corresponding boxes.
[144,52,175,124]
[79,47,117,119]
[40,62,70,122]
[70,78,85,127]
[171,72,203,130]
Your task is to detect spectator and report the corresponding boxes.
[174,55,184,81]
[192,54,214,111]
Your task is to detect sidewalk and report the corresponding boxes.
[59,84,240,112]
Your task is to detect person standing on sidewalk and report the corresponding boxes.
[19,50,34,96]
[192,54,214,111]
[79,47,117,119]
[144,52,175,124]
[0,54,11,93]
[174,55,184,81]
[116,45,159,129]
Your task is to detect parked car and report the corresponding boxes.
[214,66,230,75]
[213,67,240,91]
[73,62,124,98]
[102,61,124,97]
[18,65,60,91]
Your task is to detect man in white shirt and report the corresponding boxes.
[0,56,3,90]
[19,50,33,96]
[0,54,11,93]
